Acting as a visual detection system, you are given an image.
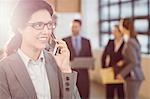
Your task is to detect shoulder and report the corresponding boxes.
[43,50,55,60]
[108,39,114,43]
[81,37,90,42]
[0,54,15,71]
[128,38,136,44]
[128,38,139,48]
[107,39,114,46]
[62,36,71,41]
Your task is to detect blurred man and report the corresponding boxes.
[63,19,92,99]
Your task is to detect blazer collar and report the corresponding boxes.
[8,53,37,98]
[8,51,62,99]
[43,50,62,99]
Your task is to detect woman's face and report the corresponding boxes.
[112,26,122,39]
[18,9,53,50]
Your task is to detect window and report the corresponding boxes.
[101,22,109,32]
[100,6,109,20]
[110,5,119,19]
[99,0,150,54]
[134,19,149,33]
[121,2,132,18]
[134,0,148,16]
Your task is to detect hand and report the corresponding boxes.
[105,55,110,66]
[117,60,124,67]
[53,39,72,73]
[116,74,124,80]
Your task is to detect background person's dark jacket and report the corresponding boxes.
[63,36,92,99]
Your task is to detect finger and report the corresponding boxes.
[55,43,64,49]
[55,42,68,50]
[55,39,67,46]
[60,48,69,53]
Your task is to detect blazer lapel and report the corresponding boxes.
[9,53,37,98]
[69,37,76,55]
[78,38,83,55]
[44,51,60,99]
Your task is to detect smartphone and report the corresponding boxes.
[46,33,60,55]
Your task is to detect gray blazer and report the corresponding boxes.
[120,38,145,81]
[0,50,80,99]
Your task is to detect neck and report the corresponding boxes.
[73,34,79,37]
[21,42,41,61]
[115,37,122,42]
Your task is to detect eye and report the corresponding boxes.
[33,22,43,28]
[47,22,53,29]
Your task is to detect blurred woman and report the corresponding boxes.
[117,18,145,99]
[102,25,125,99]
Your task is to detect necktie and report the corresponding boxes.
[74,38,80,55]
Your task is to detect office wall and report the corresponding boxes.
[81,0,99,49]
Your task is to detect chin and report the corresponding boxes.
[36,44,47,50]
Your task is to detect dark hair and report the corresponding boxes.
[122,18,137,38]
[5,33,22,56]
[11,0,54,34]
[122,18,140,44]
[72,19,82,26]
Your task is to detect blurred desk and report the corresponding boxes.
[71,57,95,69]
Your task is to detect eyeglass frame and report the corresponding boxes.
[26,21,55,30]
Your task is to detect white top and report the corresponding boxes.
[17,49,51,99]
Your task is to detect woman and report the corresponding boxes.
[0,0,80,99]
[102,25,125,99]
[117,18,145,99]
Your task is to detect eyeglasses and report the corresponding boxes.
[27,21,54,30]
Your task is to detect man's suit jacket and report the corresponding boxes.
[63,36,92,99]
[63,36,92,61]
[0,50,80,99]
[120,38,145,81]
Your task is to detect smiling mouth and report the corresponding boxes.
[38,37,48,42]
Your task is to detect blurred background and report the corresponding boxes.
[0,0,150,99]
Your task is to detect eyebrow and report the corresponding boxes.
[28,21,52,24]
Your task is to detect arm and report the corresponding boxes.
[87,40,92,57]
[0,65,12,99]
[119,42,138,78]
[101,40,111,68]
[116,60,124,67]
[53,40,81,99]
[61,71,81,99]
